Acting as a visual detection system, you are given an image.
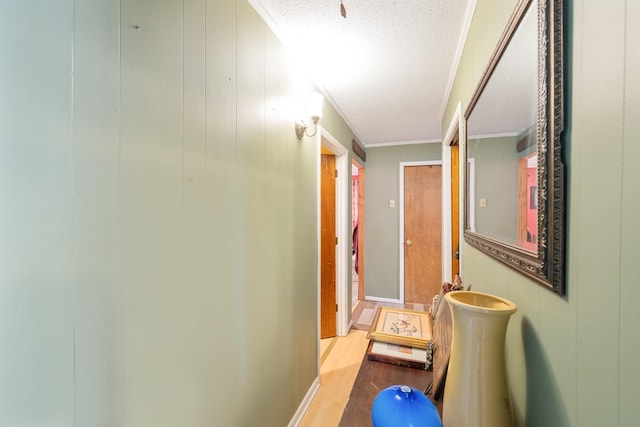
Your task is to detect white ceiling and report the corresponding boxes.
[250,0,476,146]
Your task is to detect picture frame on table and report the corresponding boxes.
[367,339,434,370]
[367,306,434,350]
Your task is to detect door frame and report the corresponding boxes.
[442,102,465,283]
[399,160,443,304]
[317,127,349,337]
[466,157,476,233]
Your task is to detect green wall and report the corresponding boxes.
[468,135,519,244]
[444,0,640,426]
[364,143,442,300]
[0,0,356,425]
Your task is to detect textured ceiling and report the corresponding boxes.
[251,0,475,146]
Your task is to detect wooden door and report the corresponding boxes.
[518,154,538,252]
[517,158,528,246]
[404,165,442,305]
[451,143,460,278]
[321,153,336,338]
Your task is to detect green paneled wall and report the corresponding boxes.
[467,136,519,243]
[0,0,360,425]
[72,0,121,424]
[619,2,640,423]
[1,1,76,424]
[444,1,640,426]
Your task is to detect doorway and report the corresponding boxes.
[318,128,349,339]
[400,161,443,305]
[351,160,365,309]
[518,153,538,251]
[320,151,336,339]
[442,102,465,284]
[450,143,460,278]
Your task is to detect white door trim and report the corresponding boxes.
[442,102,464,283]
[317,127,349,337]
[466,158,476,233]
[399,160,443,304]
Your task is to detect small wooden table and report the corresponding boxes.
[338,351,441,426]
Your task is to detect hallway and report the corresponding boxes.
[300,300,435,425]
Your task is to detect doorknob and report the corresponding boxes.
[406,239,413,246]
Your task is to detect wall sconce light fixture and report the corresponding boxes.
[295,92,324,139]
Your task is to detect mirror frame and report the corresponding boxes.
[463,0,565,295]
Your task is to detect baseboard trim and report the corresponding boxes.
[288,376,320,427]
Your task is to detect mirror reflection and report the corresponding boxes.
[465,0,538,253]
[463,0,565,294]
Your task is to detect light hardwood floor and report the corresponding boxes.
[299,301,432,426]
[299,329,370,427]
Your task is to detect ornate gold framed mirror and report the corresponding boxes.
[463,0,565,295]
